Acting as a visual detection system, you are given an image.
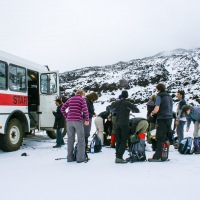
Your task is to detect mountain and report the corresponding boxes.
[59,48,200,105]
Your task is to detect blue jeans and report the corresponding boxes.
[56,128,62,146]
[177,121,186,144]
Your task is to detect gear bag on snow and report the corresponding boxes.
[90,133,102,153]
[73,143,89,161]
[127,134,146,163]
[178,137,194,154]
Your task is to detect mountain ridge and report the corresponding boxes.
[59,48,200,105]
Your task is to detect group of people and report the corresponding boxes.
[52,83,200,164]
[147,85,200,157]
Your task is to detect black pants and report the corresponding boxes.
[153,119,172,159]
[85,137,89,150]
[115,125,129,159]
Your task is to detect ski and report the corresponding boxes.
[55,157,67,160]
[104,146,114,148]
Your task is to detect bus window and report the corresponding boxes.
[0,61,7,90]
[9,64,26,92]
[40,73,57,94]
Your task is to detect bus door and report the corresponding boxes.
[39,71,59,130]
[27,70,39,129]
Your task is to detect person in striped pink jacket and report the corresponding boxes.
[61,89,89,163]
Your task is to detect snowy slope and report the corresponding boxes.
[60,48,200,105]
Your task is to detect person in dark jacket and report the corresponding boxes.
[146,95,156,131]
[147,95,156,117]
[52,99,66,148]
[148,83,173,162]
[103,116,112,146]
[111,90,139,163]
[109,100,119,148]
[84,92,98,151]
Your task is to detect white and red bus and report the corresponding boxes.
[0,50,61,152]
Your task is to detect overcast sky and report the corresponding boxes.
[1,0,200,72]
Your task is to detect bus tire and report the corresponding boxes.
[46,129,66,139]
[0,118,24,152]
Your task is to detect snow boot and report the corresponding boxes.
[197,137,200,154]
[194,138,200,154]
[174,143,179,149]
[115,158,127,164]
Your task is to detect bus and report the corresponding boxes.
[0,50,61,152]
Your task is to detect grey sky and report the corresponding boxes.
[0,0,200,72]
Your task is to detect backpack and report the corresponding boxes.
[129,117,147,135]
[90,133,102,153]
[178,137,194,154]
[73,143,89,162]
[127,135,146,163]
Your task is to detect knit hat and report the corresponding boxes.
[121,90,128,98]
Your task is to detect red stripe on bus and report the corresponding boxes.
[0,93,28,106]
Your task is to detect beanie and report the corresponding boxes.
[121,90,128,98]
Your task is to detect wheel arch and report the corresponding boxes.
[4,110,29,134]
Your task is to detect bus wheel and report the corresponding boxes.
[46,130,66,139]
[0,118,24,152]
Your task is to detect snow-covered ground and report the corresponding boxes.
[0,101,199,200]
